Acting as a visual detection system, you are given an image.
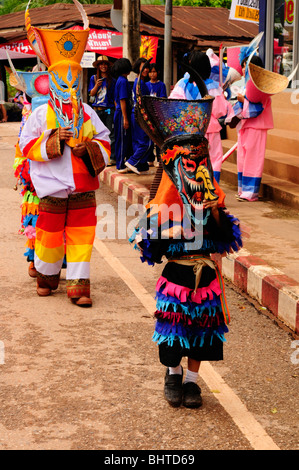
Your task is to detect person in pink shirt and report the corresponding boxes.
[227,55,274,202]
[169,50,232,183]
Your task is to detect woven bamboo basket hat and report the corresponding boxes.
[246,62,289,103]
[6,67,23,91]
[135,59,214,149]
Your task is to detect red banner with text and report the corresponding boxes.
[0,28,159,62]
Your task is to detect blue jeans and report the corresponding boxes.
[114,109,132,170]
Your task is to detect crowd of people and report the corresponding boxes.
[3,48,272,201]
[86,48,272,203]
[88,54,167,175]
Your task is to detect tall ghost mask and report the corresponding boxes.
[6,51,50,112]
[135,60,218,235]
[161,137,218,230]
[25,0,89,147]
[49,61,84,142]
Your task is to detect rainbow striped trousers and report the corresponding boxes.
[34,191,97,298]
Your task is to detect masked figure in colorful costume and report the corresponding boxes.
[130,61,243,408]
[225,34,290,201]
[19,0,111,307]
[9,56,50,278]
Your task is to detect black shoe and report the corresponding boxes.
[182,382,202,408]
[164,367,183,407]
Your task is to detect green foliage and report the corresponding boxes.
[0,0,113,15]
[0,0,231,15]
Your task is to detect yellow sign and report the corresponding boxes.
[235,5,259,22]
[229,0,259,24]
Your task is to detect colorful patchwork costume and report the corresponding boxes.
[19,0,110,305]
[10,63,50,275]
[130,63,243,391]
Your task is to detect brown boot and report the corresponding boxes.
[71,297,93,308]
[37,286,52,297]
[28,262,37,278]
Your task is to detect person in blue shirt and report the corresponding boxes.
[125,58,154,175]
[111,58,133,172]
[89,55,116,164]
[146,63,167,98]
[146,63,167,165]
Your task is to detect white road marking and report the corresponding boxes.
[94,238,280,451]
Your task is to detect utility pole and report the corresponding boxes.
[164,0,172,95]
[122,0,141,66]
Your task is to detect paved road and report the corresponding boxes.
[0,124,298,451]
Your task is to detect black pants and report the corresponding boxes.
[159,336,223,367]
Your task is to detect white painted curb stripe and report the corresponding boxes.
[199,362,280,450]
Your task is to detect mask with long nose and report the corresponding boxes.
[49,61,84,147]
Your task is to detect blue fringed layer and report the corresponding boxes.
[152,321,229,349]
[24,247,34,261]
[129,228,139,244]
[215,213,243,254]
[166,237,218,257]
[129,226,156,266]
[129,211,243,266]
[23,214,38,228]
[155,291,221,320]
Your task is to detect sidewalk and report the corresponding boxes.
[100,165,299,337]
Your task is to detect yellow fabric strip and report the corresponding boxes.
[35,242,65,264]
[66,244,93,263]
[26,133,49,162]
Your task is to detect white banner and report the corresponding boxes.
[80,52,96,68]
[229,0,259,23]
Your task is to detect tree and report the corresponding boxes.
[0,0,232,15]
[0,0,113,16]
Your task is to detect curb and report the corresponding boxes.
[212,251,299,336]
[100,167,299,336]
[100,167,150,206]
